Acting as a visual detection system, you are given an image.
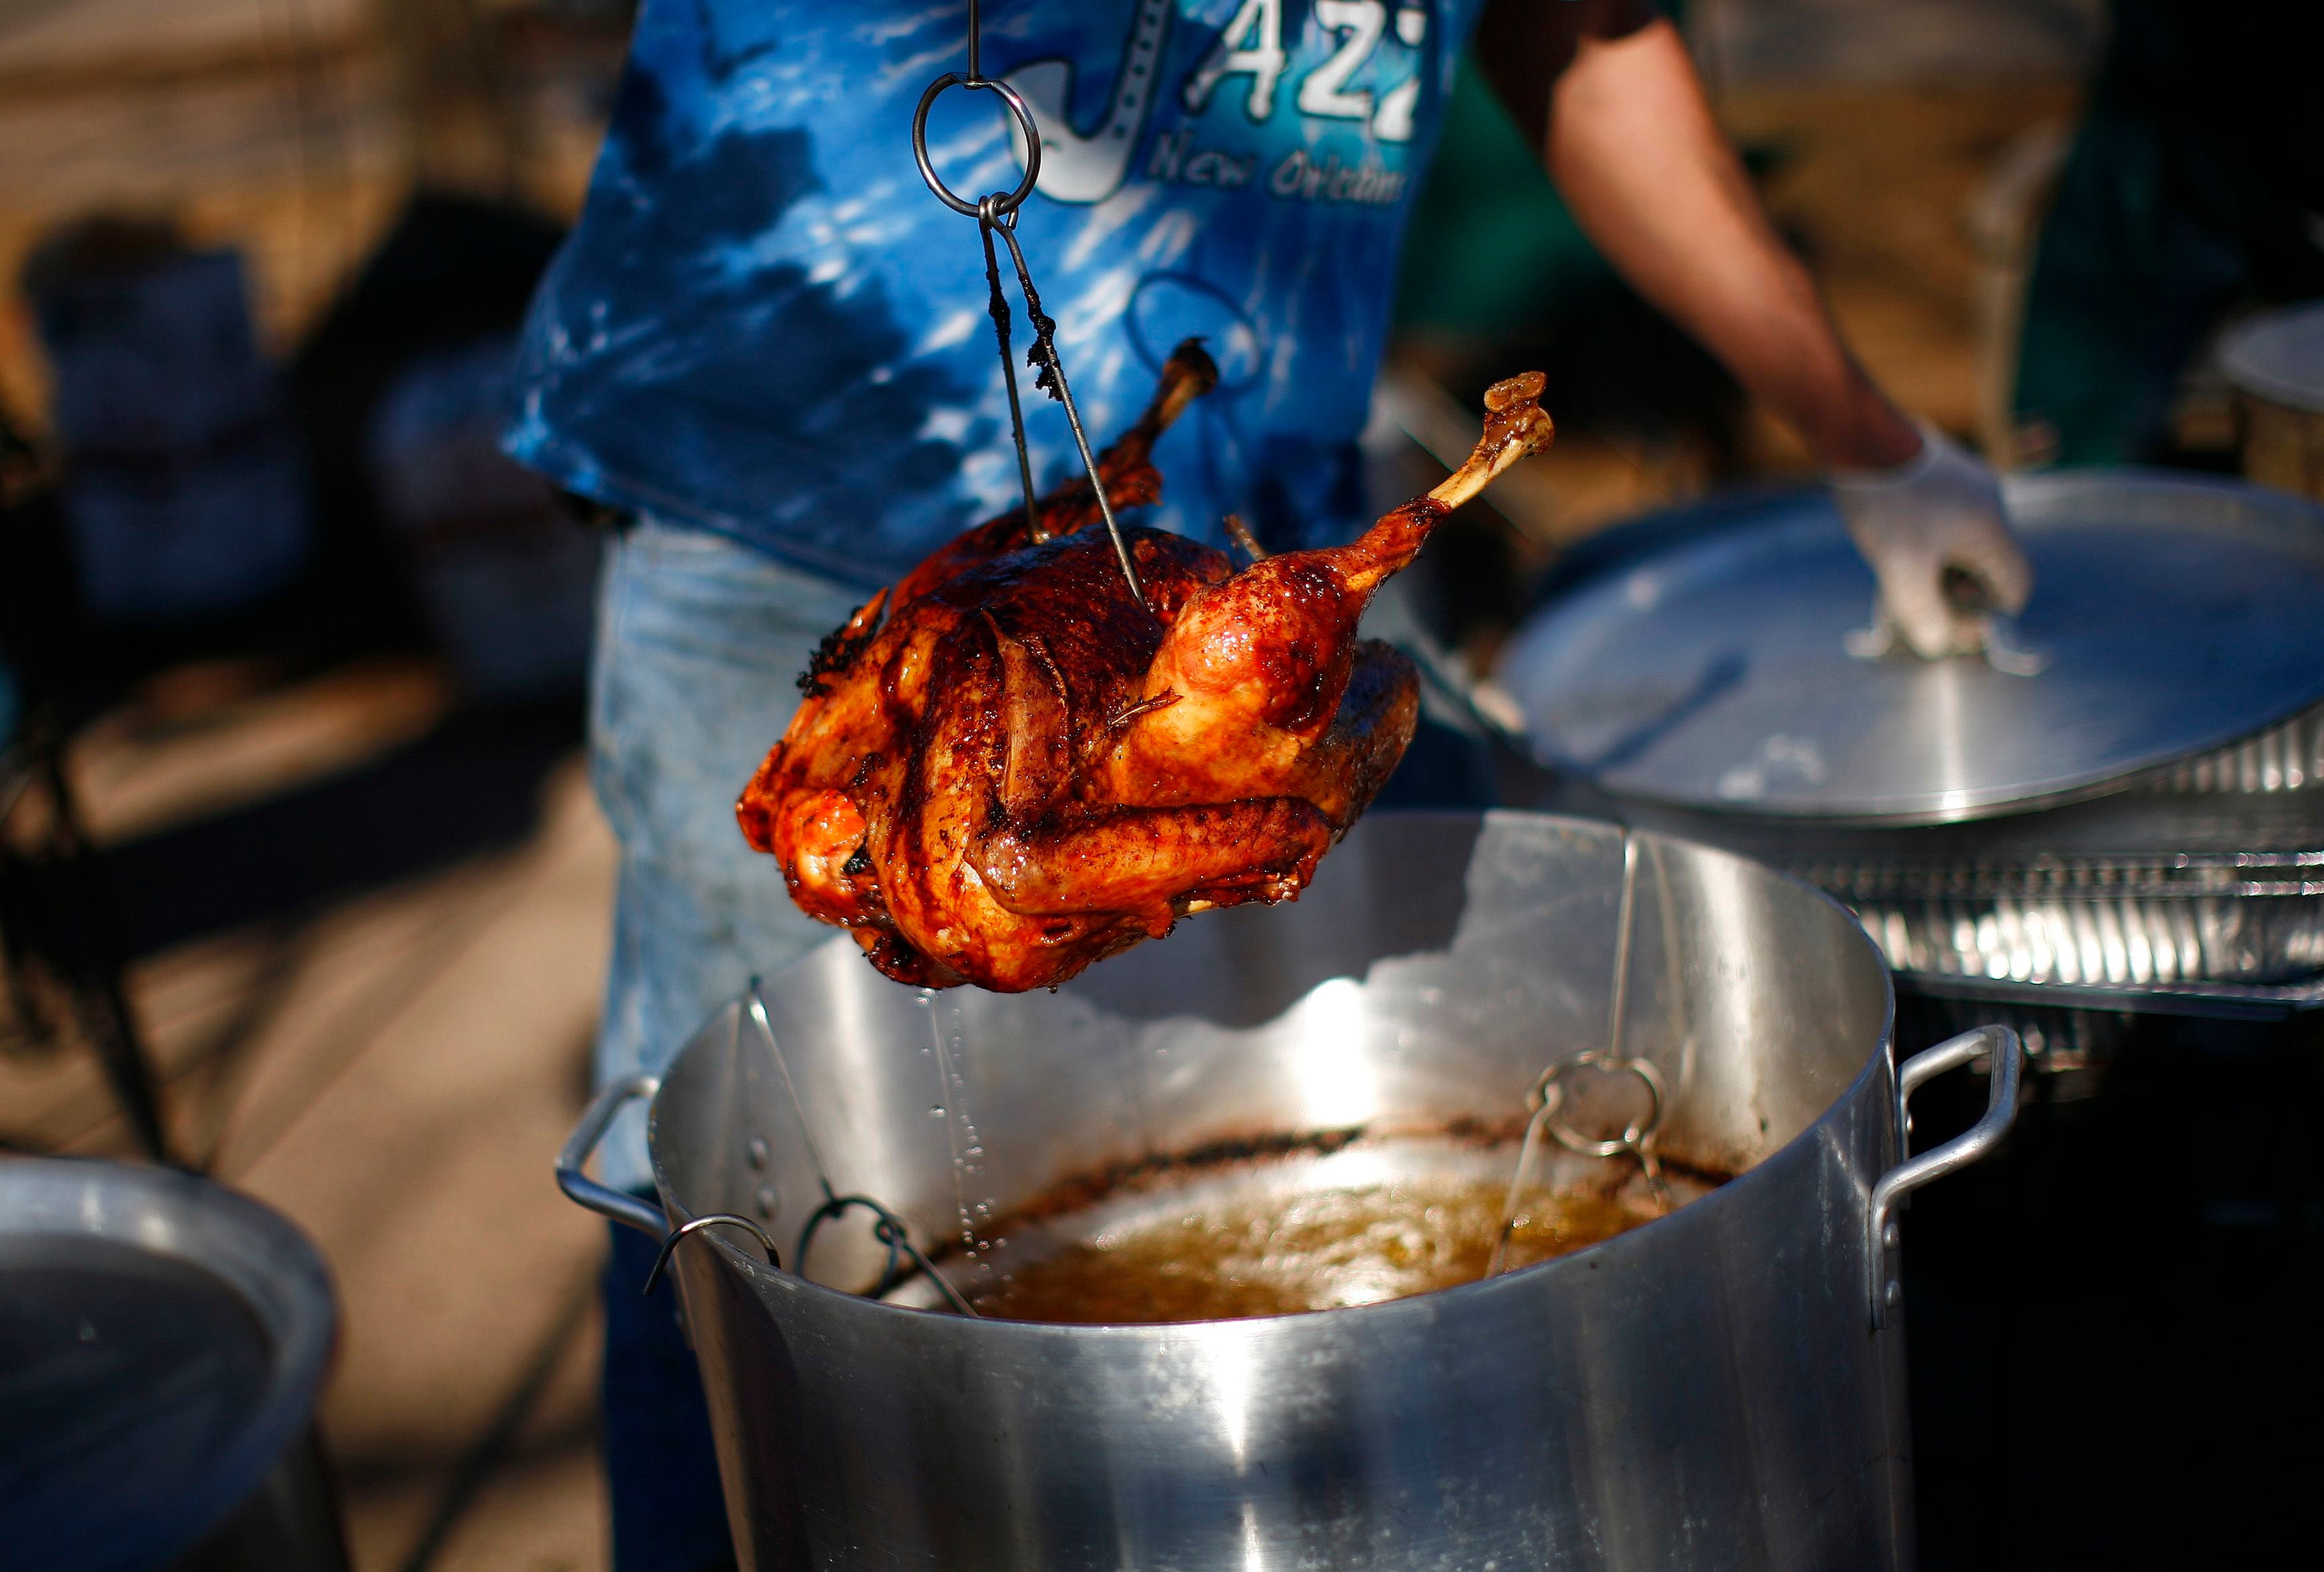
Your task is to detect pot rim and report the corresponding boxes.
[646,812,1899,1338]
[0,1156,340,1566]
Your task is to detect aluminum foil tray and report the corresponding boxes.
[2153,701,2324,794]
[1793,709,2324,1009]
[1497,758,2324,1017]
[1844,890,2324,1007]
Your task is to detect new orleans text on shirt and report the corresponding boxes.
[1144,131,1408,206]
[1009,0,1436,207]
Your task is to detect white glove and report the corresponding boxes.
[1829,424,2033,660]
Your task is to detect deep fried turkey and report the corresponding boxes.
[736,341,1553,991]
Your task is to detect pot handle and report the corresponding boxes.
[1869,1025,2022,1330]
[556,1072,665,1238]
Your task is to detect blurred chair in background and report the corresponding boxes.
[0,388,178,1166]
[0,695,177,1167]
[287,191,576,687]
[0,183,587,1169]
[21,216,311,632]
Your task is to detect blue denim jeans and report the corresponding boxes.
[601,1216,734,1572]
[589,520,858,1572]
[588,518,863,1197]
[586,519,1488,1571]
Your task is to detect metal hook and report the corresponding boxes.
[978,195,1044,545]
[986,218,1146,607]
[909,3,1147,610]
[643,1213,780,1297]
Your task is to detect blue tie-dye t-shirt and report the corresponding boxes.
[507,1,1495,588]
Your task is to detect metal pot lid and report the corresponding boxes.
[2219,302,2324,413]
[1500,472,2324,824]
[0,1159,336,1572]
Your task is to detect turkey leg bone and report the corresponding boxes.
[1102,372,1554,812]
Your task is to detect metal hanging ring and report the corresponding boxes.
[642,1213,780,1297]
[912,72,1042,219]
[1532,1050,1667,1160]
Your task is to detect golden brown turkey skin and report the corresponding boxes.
[736,343,1551,992]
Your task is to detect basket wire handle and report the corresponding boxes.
[747,979,839,1206]
[909,0,1146,608]
[1488,832,1672,1276]
[743,980,977,1316]
[797,1193,980,1318]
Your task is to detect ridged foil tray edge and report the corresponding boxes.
[1845,889,2324,1002]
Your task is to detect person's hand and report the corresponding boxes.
[1829,424,2033,659]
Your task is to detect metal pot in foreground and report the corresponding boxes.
[560,811,2020,1571]
[0,1158,344,1572]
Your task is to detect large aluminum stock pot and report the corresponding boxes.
[559,811,2019,1571]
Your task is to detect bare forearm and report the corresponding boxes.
[1515,21,1920,470]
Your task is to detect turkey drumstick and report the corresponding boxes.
[1102,371,1552,821]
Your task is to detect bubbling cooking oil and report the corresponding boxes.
[967,1178,1651,1325]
